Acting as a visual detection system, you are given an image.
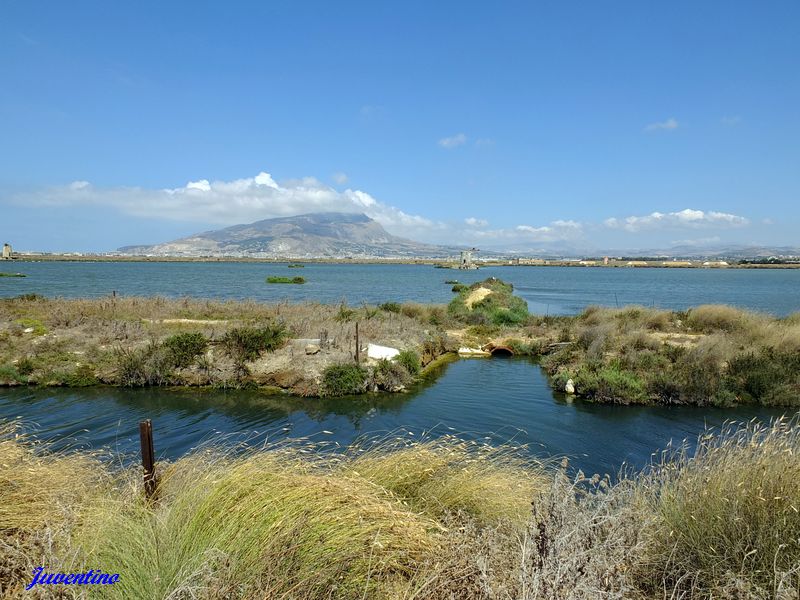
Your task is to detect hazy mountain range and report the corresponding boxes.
[118,212,800,260]
[119,212,452,258]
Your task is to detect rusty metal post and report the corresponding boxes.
[139,419,157,501]
[355,322,360,365]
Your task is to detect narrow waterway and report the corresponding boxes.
[0,358,790,476]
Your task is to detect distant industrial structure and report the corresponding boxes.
[1,243,12,260]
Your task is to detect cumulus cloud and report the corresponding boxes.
[604,209,748,232]
[13,171,442,241]
[438,133,467,148]
[644,118,679,132]
[332,172,348,185]
[464,217,488,227]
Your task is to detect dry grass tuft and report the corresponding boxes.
[638,416,800,598]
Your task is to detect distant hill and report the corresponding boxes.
[118,212,450,258]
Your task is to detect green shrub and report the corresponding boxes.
[322,364,368,396]
[65,364,99,387]
[16,357,36,376]
[163,332,208,368]
[14,318,47,336]
[0,365,26,384]
[115,341,174,387]
[725,348,800,406]
[221,325,287,373]
[371,359,411,391]
[395,349,421,376]
[335,304,356,323]
[378,302,401,313]
[504,338,544,356]
[451,283,467,293]
[575,364,648,404]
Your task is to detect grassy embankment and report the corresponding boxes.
[2,280,799,405]
[2,417,800,598]
[0,295,445,396]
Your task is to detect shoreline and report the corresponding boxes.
[2,284,799,407]
[7,253,800,268]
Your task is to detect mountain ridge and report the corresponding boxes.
[119,212,451,258]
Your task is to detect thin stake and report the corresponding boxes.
[355,322,360,365]
[139,419,157,501]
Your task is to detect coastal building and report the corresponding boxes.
[1,243,12,260]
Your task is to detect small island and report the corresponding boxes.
[266,276,306,284]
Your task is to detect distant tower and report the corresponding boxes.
[1,243,11,260]
[459,248,479,270]
[603,256,609,265]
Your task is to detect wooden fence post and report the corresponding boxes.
[355,322,360,365]
[139,419,157,501]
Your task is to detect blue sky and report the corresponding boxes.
[1,0,798,252]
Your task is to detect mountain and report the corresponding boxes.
[118,212,449,258]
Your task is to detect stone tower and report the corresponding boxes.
[1,243,11,260]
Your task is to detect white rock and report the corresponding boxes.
[565,378,575,394]
[305,344,320,355]
[23,327,34,334]
[367,343,400,360]
[458,347,491,357]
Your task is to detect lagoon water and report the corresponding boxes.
[1,262,798,473]
[0,358,791,476]
[2,261,800,315]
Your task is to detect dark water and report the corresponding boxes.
[2,262,797,474]
[0,359,790,476]
[2,261,799,315]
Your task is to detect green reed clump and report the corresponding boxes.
[115,341,175,386]
[321,363,368,396]
[266,275,306,284]
[163,331,208,368]
[378,301,401,313]
[396,348,421,375]
[221,324,287,375]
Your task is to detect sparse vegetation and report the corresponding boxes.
[542,304,800,406]
[2,418,800,598]
[0,272,26,277]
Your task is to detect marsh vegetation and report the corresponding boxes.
[2,417,799,598]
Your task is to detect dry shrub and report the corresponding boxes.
[687,304,763,333]
[0,424,111,596]
[638,417,800,598]
[344,435,547,525]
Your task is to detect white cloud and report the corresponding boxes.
[604,209,748,232]
[14,171,443,241]
[644,118,679,132]
[332,172,348,185]
[464,217,488,227]
[438,133,467,148]
[670,236,721,247]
